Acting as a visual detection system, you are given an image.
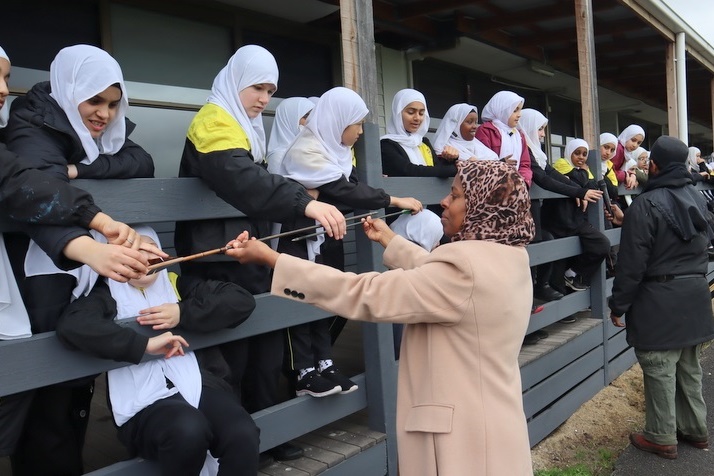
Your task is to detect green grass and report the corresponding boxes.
[534,446,617,476]
[534,465,593,476]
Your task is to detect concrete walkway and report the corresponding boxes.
[611,345,714,475]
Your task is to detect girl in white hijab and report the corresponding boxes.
[554,139,594,177]
[0,46,29,341]
[281,87,366,187]
[266,97,314,174]
[206,44,278,164]
[382,88,431,164]
[543,138,610,293]
[277,86,422,398]
[475,90,533,186]
[380,89,457,178]
[599,132,619,185]
[612,124,645,188]
[517,108,549,169]
[57,226,259,476]
[19,44,152,297]
[688,146,702,173]
[432,103,498,161]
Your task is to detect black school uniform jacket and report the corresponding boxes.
[174,104,314,293]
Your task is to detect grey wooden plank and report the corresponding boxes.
[313,427,377,450]
[321,443,387,476]
[292,441,346,468]
[73,178,244,224]
[0,293,335,397]
[521,321,603,389]
[259,461,311,476]
[296,434,361,459]
[276,451,329,475]
[607,348,637,383]
[85,458,157,476]
[527,235,582,266]
[523,346,604,418]
[324,419,386,444]
[606,329,630,360]
[527,370,605,446]
[253,374,367,451]
[525,291,592,334]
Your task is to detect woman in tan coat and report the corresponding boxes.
[227,160,535,475]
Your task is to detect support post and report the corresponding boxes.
[675,32,688,141]
[340,1,398,474]
[574,0,600,151]
[665,43,679,136]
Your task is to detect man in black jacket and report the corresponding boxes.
[609,136,714,460]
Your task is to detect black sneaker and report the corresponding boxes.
[321,365,358,394]
[560,315,577,324]
[295,370,341,397]
[534,284,565,302]
[268,442,304,461]
[564,275,588,292]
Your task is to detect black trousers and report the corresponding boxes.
[180,261,283,413]
[0,391,34,457]
[549,221,611,285]
[117,387,259,476]
[11,382,94,476]
[280,236,344,372]
[11,274,92,476]
[286,318,333,371]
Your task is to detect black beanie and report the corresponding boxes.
[649,135,688,168]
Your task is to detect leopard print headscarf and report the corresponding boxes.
[451,160,535,247]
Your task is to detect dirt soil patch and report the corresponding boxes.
[530,363,645,474]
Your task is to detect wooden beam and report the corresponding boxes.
[339,0,379,120]
[574,0,600,150]
[666,42,679,137]
[618,0,675,42]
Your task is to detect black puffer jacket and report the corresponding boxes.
[0,142,100,227]
[609,163,714,350]
[4,81,154,268]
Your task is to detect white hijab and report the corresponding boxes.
[207,45,278,164]
[381,89,430,165]
[0,46,9,128]
[687,146,701,172]
[0,48,28,339]
[517,108,549,168]
[266,97,313,174]
[564,138,590,168]
[623,147,645,172]
[106,227,176,319]
[50,45,128,164]
[389,210,443,251]
[600,133,618,150]
[480,91,525,166]
[432,103,498,162]
[281,87,368,189]
[617,124,646,163]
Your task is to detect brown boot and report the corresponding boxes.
[629,432,678,459]
[677,431,709,449]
